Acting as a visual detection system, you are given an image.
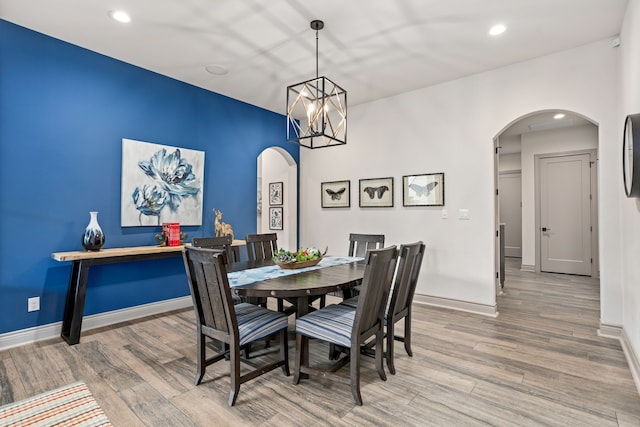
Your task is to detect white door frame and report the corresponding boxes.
[494,137,501,295]
[534,149,598,276]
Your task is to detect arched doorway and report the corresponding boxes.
[257,147,297,250]
[494,110,599,295]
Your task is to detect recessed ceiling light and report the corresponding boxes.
[553,113,566,120]
[205,64,229,76]
[489,24,507,36]
[109,10,131,23]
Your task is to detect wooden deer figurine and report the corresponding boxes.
[214,209,234,240]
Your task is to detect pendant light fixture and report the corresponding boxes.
[287,20,347,148]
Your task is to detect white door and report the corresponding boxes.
[539,153,591,275]
[499,172,522,258]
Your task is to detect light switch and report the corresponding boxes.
[441,208,448,219]
[459,208,470,220]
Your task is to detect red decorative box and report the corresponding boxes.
[162,222,181,246]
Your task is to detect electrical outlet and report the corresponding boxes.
[28,297,40,312]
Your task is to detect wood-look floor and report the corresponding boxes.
[1,258,639,426]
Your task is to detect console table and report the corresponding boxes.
[52,241,245,345]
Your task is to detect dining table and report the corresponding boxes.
[226,256,365,373]
[227,256,365,318]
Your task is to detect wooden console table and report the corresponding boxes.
[52,241,245,345]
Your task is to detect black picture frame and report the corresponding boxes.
[359,177,394,208]
[402,173,445,206]
[269,182,283,205]
[321,180,350,208]
[269,206,283,230]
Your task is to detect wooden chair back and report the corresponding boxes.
[353,246,398,344]
[182,247,238,345]
[246,233,278,261]
[387,241,425,320]
[191,235,238,264]
[348,233,385,258]
[183,245,289,406]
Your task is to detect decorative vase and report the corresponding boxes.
[82,211,105,251]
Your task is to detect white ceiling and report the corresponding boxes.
[0,0,627,118]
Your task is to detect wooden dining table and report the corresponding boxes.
[227,257,365,374]
[227,258,365,318]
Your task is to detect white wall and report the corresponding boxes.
[499,152,522,172]
[520,124,598,267]
[300,38,621,318]
[258,148,297,250]
[620,0,640,380]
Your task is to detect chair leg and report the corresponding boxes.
[277,298,284,312]
[328,343,342,360]
[319,295,326,308]
[350,343,363,406]
[244,343,252,359]
[375,327,387,382]
[293,334,305,384]
[404,312,413,357]
[281,329,290,376]
[228,344,241,406]
[386,319,396,375]
[195,332,206,385]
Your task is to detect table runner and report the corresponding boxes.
[0,382,111,426]
[228,256,363,287]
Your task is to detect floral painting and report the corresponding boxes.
[121,139,204,226]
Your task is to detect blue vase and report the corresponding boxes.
[82,211,105,251]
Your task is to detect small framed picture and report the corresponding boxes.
[321,180,350,208]
[269,207,283,230]
[403,173,445,206]
[359,177,394,208]
[269,182,283,206]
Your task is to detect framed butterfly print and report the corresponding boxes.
[403,173,444,206]
[359,177,394,208]
[321,180,350,208]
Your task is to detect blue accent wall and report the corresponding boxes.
[0,20,298,334]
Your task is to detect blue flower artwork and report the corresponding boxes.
[121,139,204,226]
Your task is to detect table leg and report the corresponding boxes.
[61,260,90,345]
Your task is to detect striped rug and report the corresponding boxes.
[0,382,111,427]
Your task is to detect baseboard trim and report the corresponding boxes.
[598,322,640,397]
[597,322,623,339]
[620,328,640,397]
[520,264,536,272]
[0,296,192,351]
[414,294,498,317]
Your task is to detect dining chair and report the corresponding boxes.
[191,235,239,263]
[245,233,278,262]
[245,233,299,312]
[348,233,385,257]
[192,235,269,358]
[193,235,266,307]
[325,233,386,359]
[293,245,398,406]
[182,246,289,406]
[245,233,277,300]
[342,241,425,374]
[347,233,385,293]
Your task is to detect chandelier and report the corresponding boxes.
[287,20,347,148]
